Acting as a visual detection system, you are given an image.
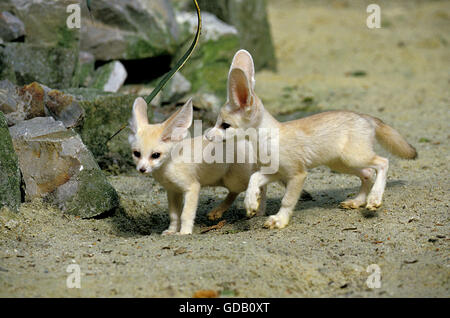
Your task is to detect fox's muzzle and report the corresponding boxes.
[205,127,224,143]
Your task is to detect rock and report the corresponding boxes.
[119,84,163,109]
[0,43,78,89]
[4,218,18,230]
[0,80,22,121]
[171,0,192,12]
[55,89,144,173]
[62,87,118,101]
[0,81,84,128]
[51,168,119,218]
[16,82,46,119]
[178,11,238,42]
[9,117,119,218]
[160,73,191,104]
[143,0,179,39]
[76,93,143,174]
[80,0,178,61]
[0,0,80,50]
[90,61,128,93]
[191,92,221,113]
[0,81,46,126]
[0,205,19,231]
[0,11,25,42]
[9,116,66,140]
[45,87,85,129]
[175,11,240,99]
[0,81,27,125]
[196,0,277,71]
[73,51,95,88]
[0,1,80,88]
[0,111,21,212]
[192,0,229,21]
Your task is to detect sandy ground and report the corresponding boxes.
[0,0,449,297]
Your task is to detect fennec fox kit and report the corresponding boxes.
[206,50,417,230]
[129,97,265,235]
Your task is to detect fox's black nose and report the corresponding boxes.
[139,168,146,173]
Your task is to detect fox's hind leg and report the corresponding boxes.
[366,156,389,211]
[337,133,387,210]
[340,168,375,209]
[256,185,267,216]
[207,192,238,220]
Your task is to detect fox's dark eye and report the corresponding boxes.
[133,151,141,158]
[220,122,231,130]
[151,152,161,159]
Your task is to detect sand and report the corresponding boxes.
[0,0,449,297]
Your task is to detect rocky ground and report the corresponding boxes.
[0,0,449,297]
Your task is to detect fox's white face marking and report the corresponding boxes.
[129,97,193,174]
[206,106,236,142]
[130,128,171,174]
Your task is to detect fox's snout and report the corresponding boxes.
[136,160,151,174]
[205,127,224,143]
[139,167,147,174]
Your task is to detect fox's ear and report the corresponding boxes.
[230,49,255,90]
[228,68,253,111]
[130,97,148,133]
[161,98,193,142]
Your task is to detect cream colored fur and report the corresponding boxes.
[129,97,266,235]
[207,49,417,229]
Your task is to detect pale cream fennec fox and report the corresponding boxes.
[206,49,417,230]
[128,97,266,235]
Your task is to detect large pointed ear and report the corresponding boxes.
[228,68,253,110]
[130,97,148,133]
[230,49,255,90]
[161,98,193,142]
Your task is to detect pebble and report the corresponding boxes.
[5,219,19,230]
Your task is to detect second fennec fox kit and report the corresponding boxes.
[207,50,417,230]
[128,97,265,235]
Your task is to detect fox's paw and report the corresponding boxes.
[340,199,365,209]
[207,208,224,221]
[365,197,382,211]
[244,187,261,218]
[263,215,289,230]
[365,203,381,211]
[162,229,177,236]
[245,204,259,218]
[176,230,192,236]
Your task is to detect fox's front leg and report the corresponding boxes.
[162,191,183,235]
[245,172,276,218]
[179,183,201,235]
[264,171,307,229]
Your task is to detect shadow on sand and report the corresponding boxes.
[107,180,406,237]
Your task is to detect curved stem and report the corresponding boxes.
[106,0,202,143]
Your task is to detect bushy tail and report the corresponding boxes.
[372,117,417,159]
